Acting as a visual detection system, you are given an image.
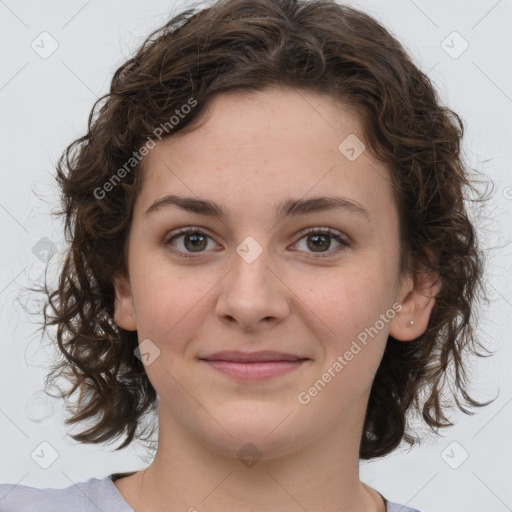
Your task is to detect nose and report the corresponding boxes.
[215,246,291,331]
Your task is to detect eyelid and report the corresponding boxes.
[162,225,223,250]
[290,227,350,257]
[294,226,349,243]
[164,225,350,259]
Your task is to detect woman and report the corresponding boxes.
[0,0,494,510]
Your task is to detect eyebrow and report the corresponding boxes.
[145,194,370,222]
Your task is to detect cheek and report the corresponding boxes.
[130,261,202,342]
[300,271,392,411]
[304,263,393,354]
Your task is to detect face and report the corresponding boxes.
[113,85,435,460]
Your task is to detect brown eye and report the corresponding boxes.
[182,232,208,252]
[306,233,331,252]
[293,228,350,258]
[165,228,217,258]
[164,226,350,260]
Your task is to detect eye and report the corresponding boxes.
[292,227,350,258]
[164,226,350,259]
[164,227,219,259]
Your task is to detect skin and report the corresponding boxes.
[112,85,440,512]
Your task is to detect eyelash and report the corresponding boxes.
[163,226,350,260]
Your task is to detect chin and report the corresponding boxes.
[200,406,306,461]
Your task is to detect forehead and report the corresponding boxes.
[135,86,396,227]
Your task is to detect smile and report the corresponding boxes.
[200,359,309,381]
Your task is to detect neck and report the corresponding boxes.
[115,400,386,512]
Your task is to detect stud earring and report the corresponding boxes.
[408,320,415,326]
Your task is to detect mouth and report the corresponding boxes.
[199,350,308,363]
[198,351,310,381]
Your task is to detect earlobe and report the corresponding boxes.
[112,271,137,331]
[389,269,441,342]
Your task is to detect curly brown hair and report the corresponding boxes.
[32,0,496,460]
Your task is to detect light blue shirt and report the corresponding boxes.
[0,474,422,511]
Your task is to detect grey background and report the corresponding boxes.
[0,1,511,511]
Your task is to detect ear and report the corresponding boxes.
[112,271,137,331]
[389,264,441,342]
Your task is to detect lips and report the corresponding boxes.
[198,350,308,363]
[198,350,310,381]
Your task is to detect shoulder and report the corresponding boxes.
[385,497,422,512]
[0,475,134,512]
[372,485,421,512]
